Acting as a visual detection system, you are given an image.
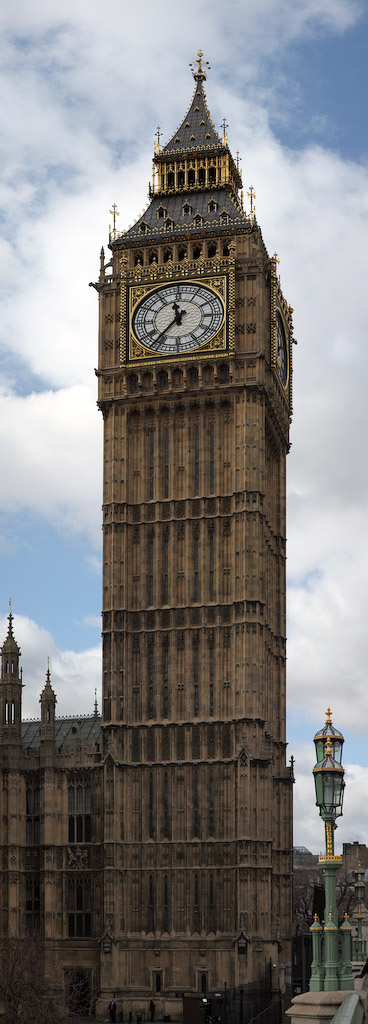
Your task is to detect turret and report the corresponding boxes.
[40,661,57,765]
[0,601,23,751]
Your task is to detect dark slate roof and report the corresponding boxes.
[117,188,248,245]
[22,715,102,750]
[161,78,223,157]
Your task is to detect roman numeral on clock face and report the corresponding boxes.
[132,281,225,355]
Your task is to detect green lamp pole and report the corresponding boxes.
[353,867,366,962]
[310,709,354,992]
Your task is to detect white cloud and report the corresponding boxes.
[0,0,367,849]
[293,743,368,853]
[0,613,101,719]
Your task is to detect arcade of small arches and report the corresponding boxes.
[127,362,230,394]
[133,239,230,267]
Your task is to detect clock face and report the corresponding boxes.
[275,309,288,387]
[132,282,224,355]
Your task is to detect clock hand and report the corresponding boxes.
[155,306,187,342]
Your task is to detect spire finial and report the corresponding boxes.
[189,49,210,82]
[94,688,98,716]
[154,126,162,155]
[247,185,256,225]
[326,707,332,724]
[7,598,14,638]
[109,203,119,242]
[221,117,228,145]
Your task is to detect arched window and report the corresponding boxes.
[178,247,187,262]
[167,172,174,189]
[222,242,230,257]
[208,242,217,258]
[188,169,195,186]
[178,170,185,188]
[134,251,143,266]
[163,248,172,264]
[193,245,202,260]
[188,367,198,387]
[158,370,168,388]
[68,778,91,843]
[198,167,205,185]
[129,374,138,393]
[149,250,158,265]
[209,166,216,185]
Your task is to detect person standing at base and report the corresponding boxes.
[150,999,156,1022]
[109,996,117,1023]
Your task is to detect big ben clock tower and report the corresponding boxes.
[95,51,294,1018]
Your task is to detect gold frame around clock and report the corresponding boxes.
[120,246,236,367]
[270,254,293,411]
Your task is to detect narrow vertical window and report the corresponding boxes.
[209,873,214,931]
[163,646,169,718]
[209,643,214,717]
[149,772,154,838]
[210,424,214,495]
[163,771,169,838]
[163,533,169,604]
[194,645,199,717]
[193,769,199,837]
[149,536,154,606]
[209,530,214,601]
[164,427,169,499]
[148,645,154,719]
[194,425,199,495]
[163,874,169,932]
[148,874,154,932]
[194,872,200,930]
[194,535,199,602]
[209,770,214,836]
[149,428,154,500]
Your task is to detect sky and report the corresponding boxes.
[0,0,367,853]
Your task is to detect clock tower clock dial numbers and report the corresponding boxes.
[132,282,225,355]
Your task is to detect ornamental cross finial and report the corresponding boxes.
[109,203,120,241]
[155,126,162,154]
[189,49,210,82]
[326,707,332,723]
[247,185,256,225]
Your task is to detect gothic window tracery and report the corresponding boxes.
[68,779,91,843]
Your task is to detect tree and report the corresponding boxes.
[293,866,356,933]
[0,937,63,1024]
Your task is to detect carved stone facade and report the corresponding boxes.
[0,58,293,1021]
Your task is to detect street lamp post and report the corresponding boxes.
[353,868,366,962]
[310,709,354,992]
